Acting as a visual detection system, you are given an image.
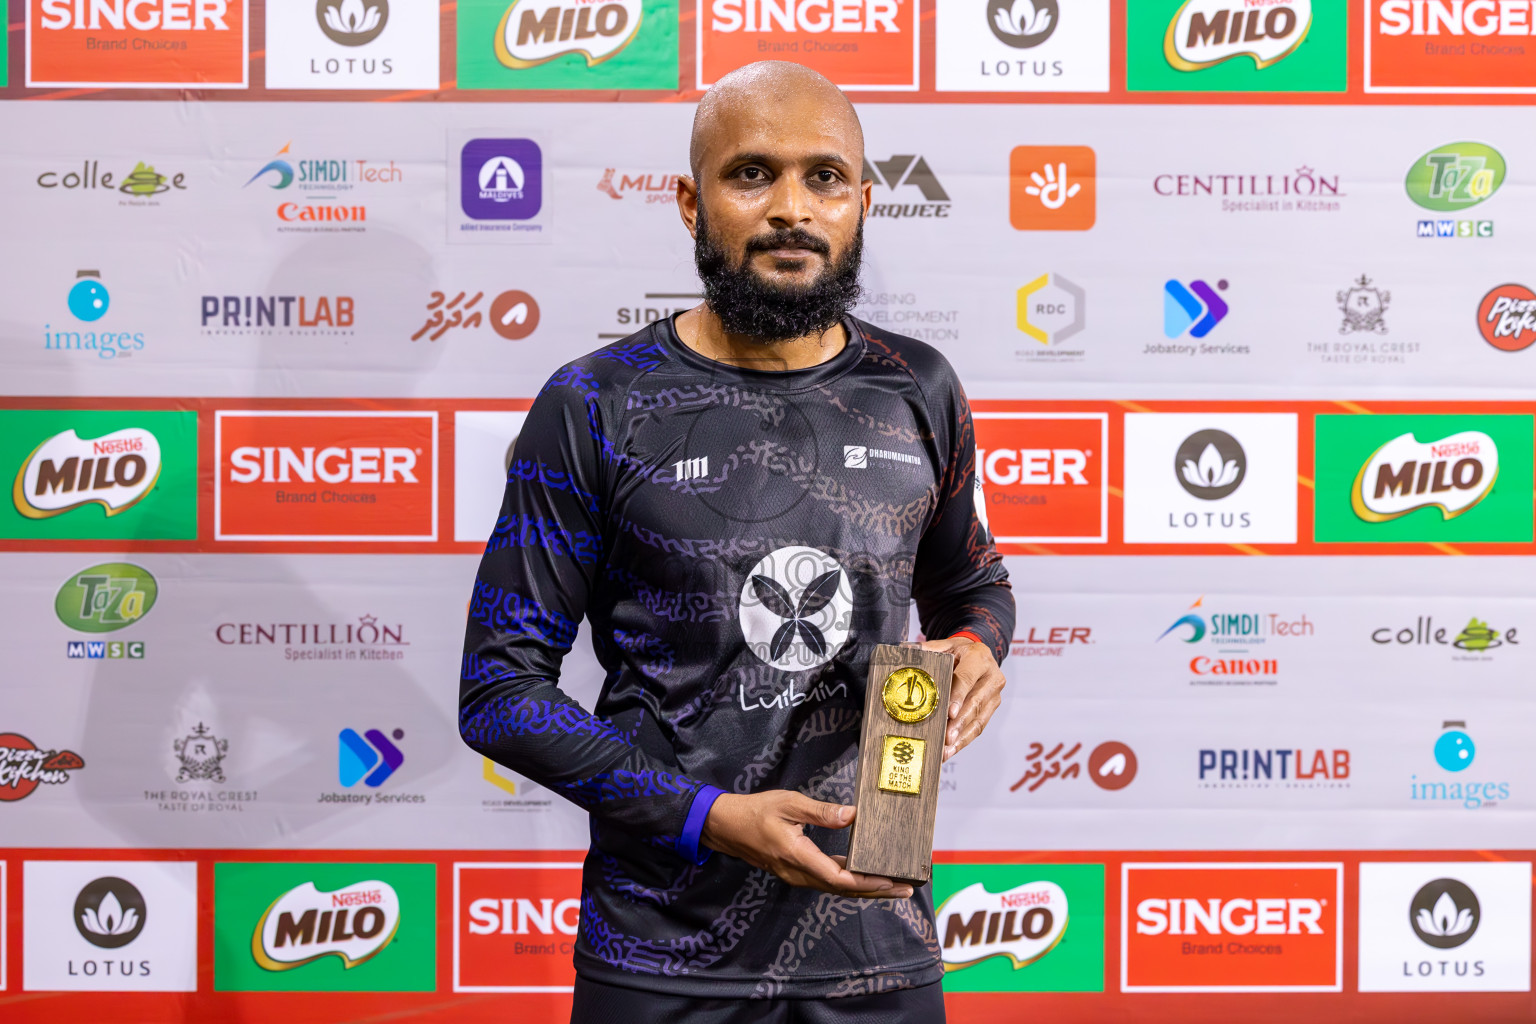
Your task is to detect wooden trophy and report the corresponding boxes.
[845,643,955,885]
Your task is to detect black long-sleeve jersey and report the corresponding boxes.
[460,314,1014,998]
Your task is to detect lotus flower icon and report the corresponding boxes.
[325,0,381,34]
[1173,429,1247,500]
[995,0,1052,39]
[1417,891,1474,940]
[81,889,138,938]
[1410,878,1480,949]
[73,876,147,949]
[1182,443,1241,490]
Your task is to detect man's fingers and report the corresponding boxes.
[783,846,912,899]
[782,793,855,830]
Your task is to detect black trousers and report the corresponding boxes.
[570,975,947,1024]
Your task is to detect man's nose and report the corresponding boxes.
[765,175,813,229]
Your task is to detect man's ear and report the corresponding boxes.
[860,177,873,219]
[677,175,700,238]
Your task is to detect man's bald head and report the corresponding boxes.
[689,61,864,181]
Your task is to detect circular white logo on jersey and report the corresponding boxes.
[739,546,853,672]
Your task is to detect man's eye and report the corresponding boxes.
[815,171,836,182]
[741,167,765,180]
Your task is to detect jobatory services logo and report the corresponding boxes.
[863,154,950,218]
[1478,284,1536,352]
[1367,0,1536,93]
[3,411,197,540]
[1314,414,1534,543]
[215,863,435,992]
[1126,0,1345,92]
[1122,862,1343,992]
[47,269,147,361]
[1197,747,1349,790]
[973,412,1107,546]
[1407,142,1505,239]
[934,0,1109,92]
[1358,862,1532,992]
[1122,413,1298,544]
[26,0,248,87]
[1009,146,1095,230]
[454,862,582,992]
[1161,279,1230,341]
[458,0,676,89]
[22,861,199,992]
[698,0,915,89]
[0,733,84,801]
[265,0,437,87]
[1411,720,1511,810]
[214,410,438,542]
[1010,741,1137,794]
[339,728,404,788]
[738,546,854,672]
[1014,273,1085,363]
[931,864,1105,992]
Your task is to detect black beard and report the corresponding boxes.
[693,203,863,344]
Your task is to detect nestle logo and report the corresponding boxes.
[332,889,384,907]
[92,437,142,455]
[1431,441,1480,458]
[1000,891,1052,909]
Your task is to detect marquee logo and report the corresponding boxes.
[495,0,643,68]
[1368,1,1536,93]
[14,428,161,520]
[863,154,951,219]
[27,0,247,88]
[698,0,917,90]
[1478,284,1536,352]
[55,562,158,633]
[1164,0,1312,71]
[974,412,1105,547]
[1124,862,1342,991]
[0,733,84,801]
[1351,430,1498,522]
[253,880,401,971]
[938,881,1068,970]
[454,862,582,992]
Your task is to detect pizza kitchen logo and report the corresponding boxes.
[253,880,402,971]
[1351,430,1498,523]
[1478,284,1536,352]
[0,733,85,801]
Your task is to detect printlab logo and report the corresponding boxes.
[174,723,229,783]
[1408,142,1504,240]
[738,546,853,672]
[1339,275,1390,335]
[413,290,539,341]
[1164,279,1229,339]
[1016,273,1085,350]
[1009,146,1095,231]
[863,155,951,219]
[461,139,543,221]
[989,0,1056,47]
[75,877,147,949]
[1010,741,1137,793]
[1174,429,1246,500]
[1478,285,1536,353]
[318,0,387,44]
[339,728,404,787]
[200,294,356,336]
[1411,879,1478,949]
[0,733,84,801]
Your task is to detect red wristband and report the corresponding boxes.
[950,630,983,645]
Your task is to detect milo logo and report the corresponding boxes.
[253,880,402,972]
[55,563,158,633]
[13,427,162,520]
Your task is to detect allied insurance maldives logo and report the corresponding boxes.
[214,411,438,542]
[27,0,248,88]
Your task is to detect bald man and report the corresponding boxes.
[460,61,1014,1022]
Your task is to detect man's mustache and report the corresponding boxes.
[743,229,832,257]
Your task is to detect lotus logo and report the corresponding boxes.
[1351,431,1498,523]
[1165,0,1313,71]
[75,877,147,949]
[13,427,162,520]
[254,880,401,971]
[318,0,388,45]
[494,0,644,70]
[988,0,1057,48]
[1409,878,1479,949]
[738,546,854,672]
[937,880,1069,971]
[1174,429,1246,500]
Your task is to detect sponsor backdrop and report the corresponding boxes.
[4,1,1536,1021]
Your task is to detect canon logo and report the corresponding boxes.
[1378,0,1536,36]
[708,0,899,33]
[228,446,418,485]
[39,0,229,29]
[466,897,579,936]
[977,448,1088,486]
[1136,897,1325,936]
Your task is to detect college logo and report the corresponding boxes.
[699,0,916,90]
[1358,862,1531,992]
[1164,0,1312,71]
[935,0,1109,92]
[1016,273,1084,348]
[75,877,147,949]
[738,546,853,672]
[454,862,582,992]
[56,562,158,634]
[1123,862,1343,992]
[1174,429,1244,500]
[174,723,229,783]
[1127,0,1343,91]
[459,0,675,89]
[318,0,387,45]
[214,410,438,542]
[1009,146,1094,230]
[1371,616,1520,657]
[37,160,189,198]
[339,728,404,788]
[1478,284,1536,352]
[1339,275,1390,335]
[215,863,435,992]
[863,154,951,218]
[1367,1,1536,94]
[0,733,84,801]
[932,864,1104,992]
[1314,414,1533,543]
[974,412,1106,546]
[27,0,248,88]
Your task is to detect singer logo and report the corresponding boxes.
[1352,431,1498,523]
[973,412,1106,548]
[1123,862,1342,991]
[28,0,248,88]
[215,411,437,542]
[697,0,917,90]
[453,862,583,992]
[1368,0,1536,93]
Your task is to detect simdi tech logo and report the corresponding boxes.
[930,864,1104,992]
[1126,0,1345,92]
[972,412,1107,546]
[1122,862,1343,992]
[214,863,435,991]
[1367,0,1536,93]
[27,0,247,87]
[454,862,582,992]
[698,0,916,90]
[458,0,677,89]
[1313,414,1534,543]
[1009,146,1095,230]
[243,141,405,232]
[1,410,197,540]
[214,410,438,542]
[933,0,1110,93]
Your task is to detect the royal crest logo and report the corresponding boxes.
[1339,274,1390,335]
[1164,0,1312,71]
[174,723,228,784]
[13,427,161,520]
[253,880,401,971]
[1351,431,1498,523]
[494,0,643,68]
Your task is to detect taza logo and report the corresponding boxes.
[318,0,388,45]
[1164,0,1312,71]
[1174,429,1245,500]
[738,546,853,671]
[56,562,158,633]
[1406,143,1506,212]
[988,0,1057,47]
[1410,878,1478,949]
[1351,431,1497,523]
[495,0,642,68]
[1478,284,1536,352]
[14,428,161,520]
[938,880,1068,970]
[75,877,147,949]
[254,880,401,971]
